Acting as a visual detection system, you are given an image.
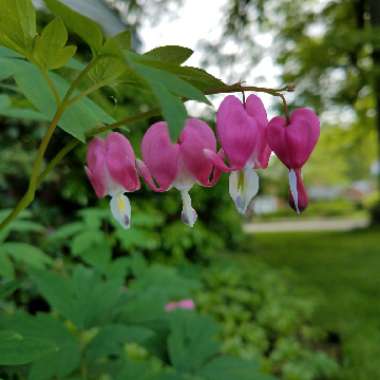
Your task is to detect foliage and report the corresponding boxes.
[0,244,274,380]
[196,260,339,380]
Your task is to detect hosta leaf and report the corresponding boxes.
[144,45,193,65]
[0,330,56,365]
[33,17,77,70]
[44,0,104,53]
[0,0,36,55]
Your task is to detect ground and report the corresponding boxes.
[241,228,380,380]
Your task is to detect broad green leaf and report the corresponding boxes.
[168,313,219,373]
[144,45,193,65]
[86,324,155,360]
[0,313,80,377]
[0,251,15,280]
[87,55,127,88]
[129,54,210,105]
[102,30,132,58]
[1,242,52,269]
[0,330,56,365]
[150,80,187,140]
[0,0,36,55]
[0,57,114,141]
[46,222,84,242]
[33,17,77,70]
[197,356,275,380]
[70,230,111,270]
[44,0,104,53]
[0,94,49,121]
[31,266,123,329]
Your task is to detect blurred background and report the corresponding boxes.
[1,0,379,379]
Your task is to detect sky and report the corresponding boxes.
[139,0,281,117]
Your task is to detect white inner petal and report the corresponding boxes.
[229,167,259,215]
[180,190,197,227]
[110,193,132,229]
[288,169,300,214]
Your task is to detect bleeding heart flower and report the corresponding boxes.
[85,132,140,228]
[267,108,320,213]
[204,94,271,214]
[165,299,195,312]
[137,118,221,227]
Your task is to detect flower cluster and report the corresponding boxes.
[85,94,320,229]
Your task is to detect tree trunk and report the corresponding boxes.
[368,0,380,224]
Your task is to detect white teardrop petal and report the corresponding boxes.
[110,193,132,229]
[229,167,259,215]
[180,190,197,227]
[288,169,300,214]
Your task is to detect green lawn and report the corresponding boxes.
[243,228,380,380]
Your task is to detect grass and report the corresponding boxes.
[242,228,380,380]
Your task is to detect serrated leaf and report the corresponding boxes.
[33,17,77,70]
[0,330,56,365]
[86,324,155,360]
[31,266,123,329]
[0,0,36,55]
[168,313,220,373]
[0,313,80,377]
[44,0,104,53]
[144,45,193,65]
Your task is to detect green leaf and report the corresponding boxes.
[197,356,275,380]
[150,80,187,140]
[0,56,114,141]
[168,313,220,373]
[0,95,49,121]
[144,45,193,65]
[0,251,15,280]
[31,266,123,329]
[0,330,56,365]
[0,313,80,377]
[70,230,111,270]
[0,280,19,299]
[1,242,52,270]
[44,0,104,53]
[86,324,154,360]
[102,30,132,58]
[0,0,36,55]
[33,17,77,70]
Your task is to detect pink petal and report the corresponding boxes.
[105,132,140,192]
[203,148,231,173]
[177,299,195,310]
[245,94,268,128]
[216,95,258,170]
[267,109,320,169]
[179,118,220,187]
[141,122,179,191]
[85,137,108,198]
[267,115,291,167]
